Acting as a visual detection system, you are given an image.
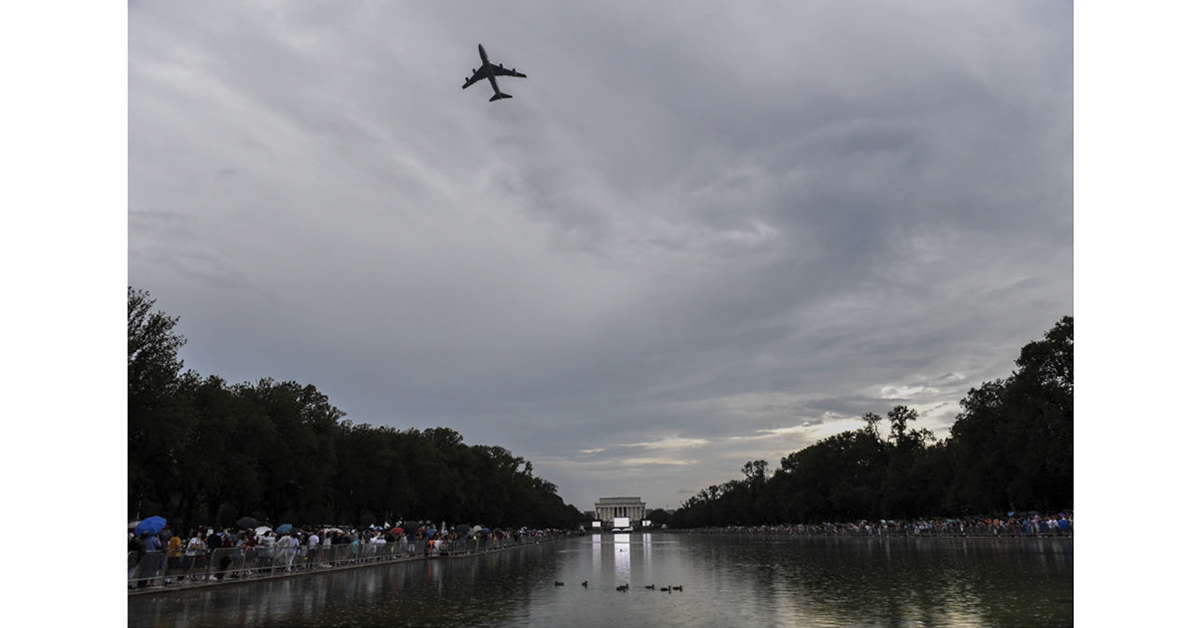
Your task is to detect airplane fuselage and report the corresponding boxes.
[477,45,502,95]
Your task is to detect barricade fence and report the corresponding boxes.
[128,533,565,589]
[679,520,1073,538]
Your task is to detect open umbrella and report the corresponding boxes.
[391,527,404,534]
[275,523,293,534]
[236,516,259,529]
[255,526,272,537]
[129,520,141,530]
[426,528,437,537]
[134,516,167,536]
[455,524,470,536]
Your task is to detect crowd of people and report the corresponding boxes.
[678,512,1074,538]
[128,521,570,589]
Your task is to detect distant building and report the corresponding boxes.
[594,497,646,525]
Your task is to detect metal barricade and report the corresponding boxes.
[128,550,166,588]
[241,546,277,576]
[207,547,247,581]
[129,533,575,591]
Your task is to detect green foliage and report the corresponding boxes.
[944,316,1073,513]
[128,287,192,513]
[673,317,1073,527]
[127,287,584,532]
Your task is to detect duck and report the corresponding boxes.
[616,583,629,592]
[660,586,670,592]
[644,584,656,589]
[554,581,564,587]
[671,585,683,591]
[581,581,588,587]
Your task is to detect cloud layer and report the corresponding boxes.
[129,1,1072,511]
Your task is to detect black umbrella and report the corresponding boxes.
[236,516,259,529]
[455,524,470,535]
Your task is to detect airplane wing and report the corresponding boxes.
[462,67,487,89]
[490,64,527,78]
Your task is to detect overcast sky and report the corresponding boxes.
[127,1,1072,512]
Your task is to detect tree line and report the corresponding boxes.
[129,287,584,531]
[668,316,1072,528]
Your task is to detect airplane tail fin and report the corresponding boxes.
[490,92,512,102]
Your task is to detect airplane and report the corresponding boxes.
[462,44,526,102]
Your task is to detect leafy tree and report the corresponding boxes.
[672,317,1073,526]
[646,508,671,526]
[128,287,187,417]
[128,287,191,515]
[125,287,692,532]
[945,317,1073,512]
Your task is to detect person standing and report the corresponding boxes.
[166,531,182,584]
[236,533,258,578]
[215,531,235,579]
[206,527,222,563]
[281,532,300,572]
[185,531,206,580]
[142,531,163,587]
[128,532,147,588]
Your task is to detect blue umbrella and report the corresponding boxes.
[134,516,167,535]
[426,528,437,537]
[275,523,293,534]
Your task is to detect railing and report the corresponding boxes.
[677,520,1073,538]
[128,533,567,590]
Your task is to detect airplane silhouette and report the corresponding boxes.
[462,44,527,101]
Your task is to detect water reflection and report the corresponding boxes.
[130,534,1071,627]
[613,533,630,585]
[714,536,1072,627]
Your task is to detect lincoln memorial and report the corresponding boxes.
[594,496,646,524]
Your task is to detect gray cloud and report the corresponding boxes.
[129,0,1071,510]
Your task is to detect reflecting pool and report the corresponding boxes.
[129,533,1072,627]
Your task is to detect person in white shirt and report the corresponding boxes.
[281,533,300,572]
[185,532,206,580]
